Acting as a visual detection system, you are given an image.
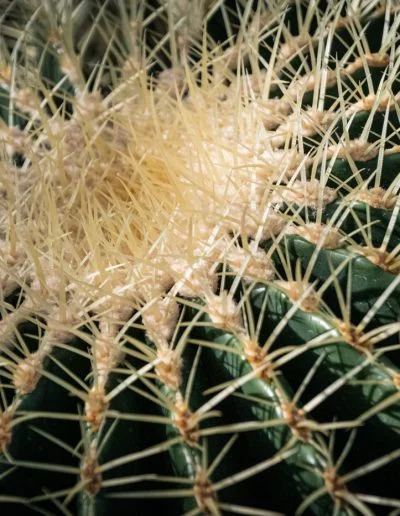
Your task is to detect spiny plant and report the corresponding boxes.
[1,0,400,514]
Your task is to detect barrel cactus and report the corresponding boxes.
[0,0,400,514]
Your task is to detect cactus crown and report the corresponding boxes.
[1,1,400,514]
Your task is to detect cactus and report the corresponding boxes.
[1,0,400,514]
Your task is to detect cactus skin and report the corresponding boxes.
[1,1,400,515]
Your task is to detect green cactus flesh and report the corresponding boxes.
[1,1,400,514]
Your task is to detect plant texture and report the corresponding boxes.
[1,0,400,514]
